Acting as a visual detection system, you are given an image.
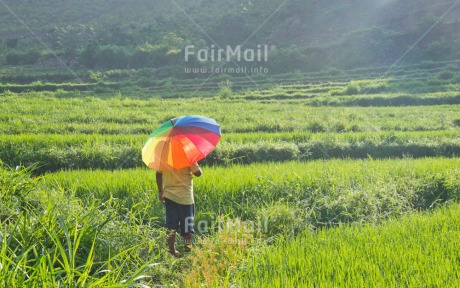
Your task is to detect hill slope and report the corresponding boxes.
[0,0,459,75]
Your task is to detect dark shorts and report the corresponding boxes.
[164,198,195,236]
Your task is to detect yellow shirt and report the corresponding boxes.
[160,163,200,205]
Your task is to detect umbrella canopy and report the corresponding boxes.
[142,115,221,171]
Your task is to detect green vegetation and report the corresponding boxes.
[2,156,458,286]
[0,164,174,286]
[1,90,460,135]
[1,0,460,77]
[0,76,458,174]
[1,0,460,285]
[42,158,460,229]
[235,203,460,287]
[1,69,459,285]
[0,131,459,173]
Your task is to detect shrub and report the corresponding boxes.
[183,218,254,287]
[5,51,22,65]
[363,81,389,94]
[329,89,343,96]
[333,121,347,132]
[218,80,233,99]
[5,49,41,65]
[95,45,130,69]
[0,164,40,219]
[344,82,361,95]
[255,202,303,238]
[308,121,327,132]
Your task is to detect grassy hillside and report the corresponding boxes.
[1,0,460,76]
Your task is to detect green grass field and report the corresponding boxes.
[235,203,460,287]
[1,72,459,286]
[2,91,460,135]
[41,158,460,228]
[1,0,460,285]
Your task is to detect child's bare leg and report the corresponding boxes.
[167,230,180,257]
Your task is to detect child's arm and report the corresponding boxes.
[193,168,202,177]
[156,172,164,202]
[191,163,202,177]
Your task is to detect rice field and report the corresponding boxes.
[1,76,460,286]
[235,203,460,287]
[41,158,460,228]
[1,91,460,135]
[1,130,459,173]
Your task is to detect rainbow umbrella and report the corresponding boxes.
[142,115,221,171]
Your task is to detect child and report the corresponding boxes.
[156,162,202,257]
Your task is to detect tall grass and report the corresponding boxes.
[43,158,460,232]
[1,131,459,172]
[0,164,173,286]
[1,92,460,135]
[234,203,460,287]
[1,72,460,286]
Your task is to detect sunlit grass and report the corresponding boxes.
[42,158,460,230]
[0,165,172,286]
[1,91,460,134]
[1,130,459,172]
[235,203,460,287]
[1,76,459,286]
